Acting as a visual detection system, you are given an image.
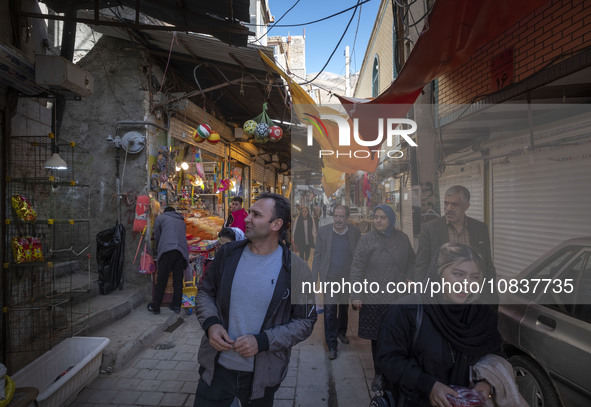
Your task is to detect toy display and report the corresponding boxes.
[194,124,212,139]
[11,194,37,222]
[207,132,220,144]
[268,125,283,142]
[243,120,257,135]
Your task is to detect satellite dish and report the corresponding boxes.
[121,131,146,154]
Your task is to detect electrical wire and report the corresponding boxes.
[252,0,302,44]
[300,0,362,86]
[158,32,177,93]
[247,0,373,28]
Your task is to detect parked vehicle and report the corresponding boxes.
[497,237,591,407]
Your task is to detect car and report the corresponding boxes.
[497,237,591,407]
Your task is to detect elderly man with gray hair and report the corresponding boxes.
[414,185,497,303]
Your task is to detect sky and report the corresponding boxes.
[265,0,381,76]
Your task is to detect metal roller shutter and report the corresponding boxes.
[491,123,591,278]
[401,182,414,242]
[265,167,276,189]
[438,158,485,222]
[230,147,252,166]
[252,162,265,183]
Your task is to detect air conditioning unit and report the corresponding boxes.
[35,55,94,97]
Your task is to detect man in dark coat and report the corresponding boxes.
[414,185,497,303]
[147,206,189,314]
[312,205,361,360]
[194,193,316,406]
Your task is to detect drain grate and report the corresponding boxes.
[164,317,185,333]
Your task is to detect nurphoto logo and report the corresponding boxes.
[303,113,418,159]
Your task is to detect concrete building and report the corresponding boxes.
[1,0,290,373]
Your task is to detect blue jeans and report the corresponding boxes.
[324,303,349,350]
[194,364,280,407]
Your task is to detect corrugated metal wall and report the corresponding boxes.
[490,115,591,277]
[401,181,414,242]
[252,162,265,183]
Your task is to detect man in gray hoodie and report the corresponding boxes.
[147,206,189,314]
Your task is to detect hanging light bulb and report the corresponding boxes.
[44,133,68,170]
[181,162,189,170]
[45,152,68,170]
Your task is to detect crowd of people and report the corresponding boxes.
[147,186,524,407]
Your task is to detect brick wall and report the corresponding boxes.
[437,0,591,109]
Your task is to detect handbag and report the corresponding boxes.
[369,296,423,407]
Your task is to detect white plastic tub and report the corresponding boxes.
[11,337,110,407]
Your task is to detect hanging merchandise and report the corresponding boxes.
[132,195,150,233]
[244,102,275,143]
[243,120,257,136]
[217,178,231,192]
[11,194,37,222]
[207,132,221,144]
[195,149,205,180]
[11,236,44,263]
[268,126,283,142]
[138,242,156,275]
[193,124,212,140]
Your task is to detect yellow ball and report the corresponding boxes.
[207,132,221,143]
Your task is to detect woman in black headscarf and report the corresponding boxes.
[376,242,503,407]
[350,204,415,391]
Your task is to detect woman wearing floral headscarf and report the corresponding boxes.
[350,204,415,391]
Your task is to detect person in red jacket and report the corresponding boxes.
[224,196,248,232]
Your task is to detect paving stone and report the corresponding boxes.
[135,391,164,406]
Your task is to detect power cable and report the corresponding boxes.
[252,0,302,44]
[300,0,362,86]
[247,0,373,28]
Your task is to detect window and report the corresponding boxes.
[537,249,589,315]
[521,247,578,301]
[392,29,399,80]
[372,56,380,98]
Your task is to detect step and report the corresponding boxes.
[86,288,184,371]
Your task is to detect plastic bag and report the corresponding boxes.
[446,385,486,407]
[11,236,44,263]
[139,242,156,274]
[96,224,126,294]
[11,194,36,222]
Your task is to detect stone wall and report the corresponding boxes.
[60,35,152,289]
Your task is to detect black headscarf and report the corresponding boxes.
[373,204,396,237]
[422,245,503,384]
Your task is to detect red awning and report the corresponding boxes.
[338,0,549,107]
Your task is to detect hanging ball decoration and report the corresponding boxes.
[243,120,258,136]
[255,134,269,144]
[268,126,283,142]
[196,124,212,139]
[207,132,221,144]
[254,123,270,138]
[193,133,205,143]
